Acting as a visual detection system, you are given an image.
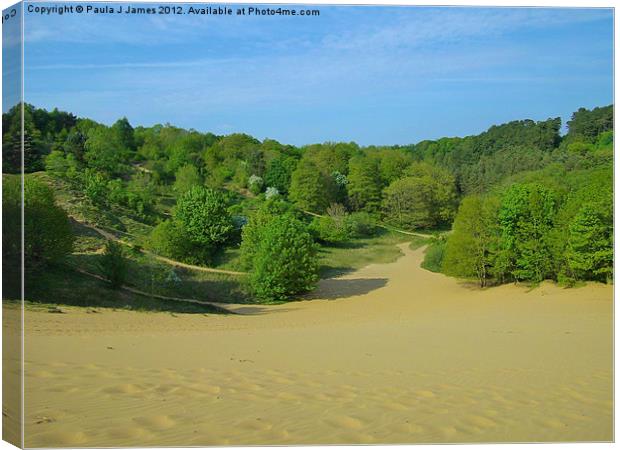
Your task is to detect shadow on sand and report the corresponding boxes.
[303,277,388,301]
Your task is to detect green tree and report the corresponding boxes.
[98,241,128,289]
[442,195,500,287]
[382,177,434,229]
[84,125,131,175]
[264,155,297,194]
[249,214,319,302]
[82,169,109,205]
[149,219,195,262]
[239,199,294,270]
[310,203,354,245]
[566,202,613,283]
[3,176,74,270]
[347,155,382,213]
[497,183,556,282]
[174,186,233,257]
[111,117,136,151]
[173,164,202,194]
[289,159,336,213]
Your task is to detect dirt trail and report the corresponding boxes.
[72,216,246,276]
[16,243,613,446]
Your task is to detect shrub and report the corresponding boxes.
[239,199,294,270]
[421,236,447,273]
[310,203,356,244]
[174,186,234,252]
[173,164,202,194]
[98,241,128,289]
[3,176,74,270]
[248,174,264,195]
[249,214,319,302]
[265,186,280,199]
[148,219,196,262]
[82,169,109,205]
[348,211,377,237]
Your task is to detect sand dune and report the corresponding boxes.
[16,243,613,446]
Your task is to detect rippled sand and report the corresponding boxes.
[15,244,613,446]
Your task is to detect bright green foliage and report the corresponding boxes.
[45,150,80,180]
[565,105,613,144]
[3,176,74,270]
[302,142,358,175]
[421,235,447,274]
[408,162,458,223]
[174,186,234,251]
[173,164,202,194]
[239,199,294,270]
[497,184,556,282]
[310,204,354,245]
[249,214,319,302]
[566,202,613,283]
[442,195,500,286]
[82,169,109,205]
[111,117,136,152]
[149,219,196,262]
[347,155,382,213]
[248,174,264,195]
[368,148,413,185]
[98,241,128,289]
[264,155,298,194]
[348,212,377,237]
[84,125,131,175]
[382,163,457,230]
[2,103,77,173]
[382,177,434,229]
[409,117,561,194]
[289,159,336,213]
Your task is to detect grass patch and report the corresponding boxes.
[318,230,418,278]
[25,265,228,314]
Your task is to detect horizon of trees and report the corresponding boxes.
[2,102,614,301]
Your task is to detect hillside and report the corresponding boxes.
[2,103,613,309]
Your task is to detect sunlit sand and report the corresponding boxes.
[15,243,613,446]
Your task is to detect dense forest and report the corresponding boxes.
[2,103,613,306]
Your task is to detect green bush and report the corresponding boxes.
[421,237,447,273]
[348,211,377,237]
[309,203,356,244]
[239,199,295,270]
[3,176,74,270]
[98,241,128,289]
[82,169,109,205]
[174,186,234,252]
[248,214,319,302]
[148,219,201,263]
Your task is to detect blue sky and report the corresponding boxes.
[18,4,614,146]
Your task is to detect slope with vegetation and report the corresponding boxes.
[2,103,613,310]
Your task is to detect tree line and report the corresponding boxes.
[2,103,613,302]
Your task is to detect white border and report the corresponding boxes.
[0,1,616,450]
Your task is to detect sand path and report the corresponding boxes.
[16,243,613,446]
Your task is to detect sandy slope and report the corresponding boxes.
[17,243,613,446]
